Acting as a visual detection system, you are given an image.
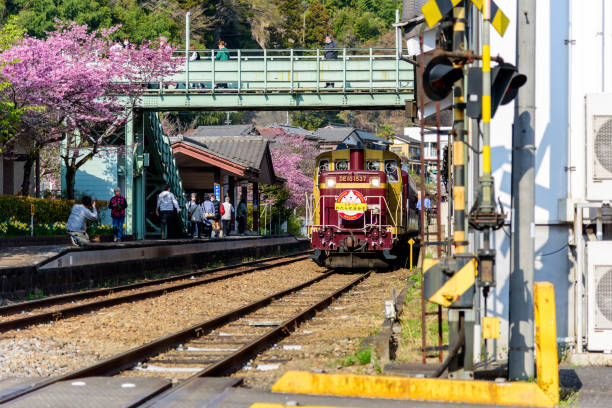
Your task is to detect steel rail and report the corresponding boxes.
[0,271,336,405]
[0,253,310,332]
[142,271,371,407]
[0,251,310,316]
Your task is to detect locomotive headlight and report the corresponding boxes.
[325,177,336,188]
[370,177,381,188]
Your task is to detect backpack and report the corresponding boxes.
[220,203,225,216]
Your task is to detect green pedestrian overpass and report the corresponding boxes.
[118,48,415,238]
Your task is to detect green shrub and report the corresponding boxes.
[0,195,108,225]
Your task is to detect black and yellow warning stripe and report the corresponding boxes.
[471,0,510,36]
[421,0,510,37]
[424,257,477,307]
[421,0,463,29]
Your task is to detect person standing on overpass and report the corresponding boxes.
[323,34,338,88]
[156,184,180,240]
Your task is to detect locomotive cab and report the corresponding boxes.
[307,147,419,269]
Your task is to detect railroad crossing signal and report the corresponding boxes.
[466,63,527,119]
[422,56,463,101]
[421,0,510,36]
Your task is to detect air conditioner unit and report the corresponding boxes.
[586,241,612,352]
[586,94,612,200]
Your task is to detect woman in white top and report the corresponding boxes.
[221,196,234,238]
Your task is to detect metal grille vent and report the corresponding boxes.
[595,267,612,328]
[594,116,612,178]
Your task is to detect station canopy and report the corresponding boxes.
[171,125,281,191]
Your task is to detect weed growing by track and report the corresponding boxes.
[394,269,449,362]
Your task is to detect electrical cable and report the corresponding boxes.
[536,244,569,258]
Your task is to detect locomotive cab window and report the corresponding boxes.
[385,159,399,182]
[317,159,329,182]
[366,160,381,171]
[335,160,349,171]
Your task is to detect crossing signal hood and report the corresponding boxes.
[466,63,527,119]
[422,56,463,101]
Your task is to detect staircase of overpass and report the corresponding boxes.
[123,48,415,238]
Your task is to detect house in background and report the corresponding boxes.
[314,126,391,151]
[389,134,421,173]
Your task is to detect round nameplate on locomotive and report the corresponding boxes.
[334,190,367,220]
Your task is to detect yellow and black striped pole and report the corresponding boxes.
[452,4,467,255]
[481,0,493,212]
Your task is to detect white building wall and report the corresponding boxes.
[487,0,578,358]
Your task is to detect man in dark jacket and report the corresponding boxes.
[324,35,338,88]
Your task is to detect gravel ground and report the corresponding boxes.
[233,268,413,389]
[117,273,358,381]
[0,259,324,379]
[0,257,306,323]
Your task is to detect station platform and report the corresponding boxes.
[0,235,310,301]
[1,366,610,408]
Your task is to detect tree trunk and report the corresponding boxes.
[19,154,35,196]
[65,166,76,199]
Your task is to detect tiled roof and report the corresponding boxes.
[190,124,257,137]
[183,135,268,169]
[314,127,356,142]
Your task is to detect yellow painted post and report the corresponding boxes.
[534,282,559,404]
[408,238,415,269]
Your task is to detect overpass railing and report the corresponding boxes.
[147,48,414,94]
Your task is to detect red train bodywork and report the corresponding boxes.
[308,148,419,269]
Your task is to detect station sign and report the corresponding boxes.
[214,183,221,200]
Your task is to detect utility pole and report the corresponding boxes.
[509,0,536,380]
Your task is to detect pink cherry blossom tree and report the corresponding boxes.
[0,22,180,197]
[268,130,318,208]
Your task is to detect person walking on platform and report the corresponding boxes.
[221,196,235,237]
[211,194,222,238]
[156,184,180,240]
[323,35,338,88]
[236,197,247,235]
[189,197,204,238]
[187,193,197,237]
[109,188,127,242]
[66,196,98,247]
[202,195,215,238]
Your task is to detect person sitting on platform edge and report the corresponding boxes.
[156,184,180,240]
[109,187,127,242]
[66,196,98,247]
[221,196,235,237]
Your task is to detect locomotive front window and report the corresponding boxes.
[316,159,329,183]
[385,160,399,182]
[335,160,349,170]
[366,160,381,171]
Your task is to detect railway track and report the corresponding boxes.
[0,252,310,332]
[0,270,370,405]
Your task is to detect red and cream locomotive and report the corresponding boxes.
[307,147,419,269]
